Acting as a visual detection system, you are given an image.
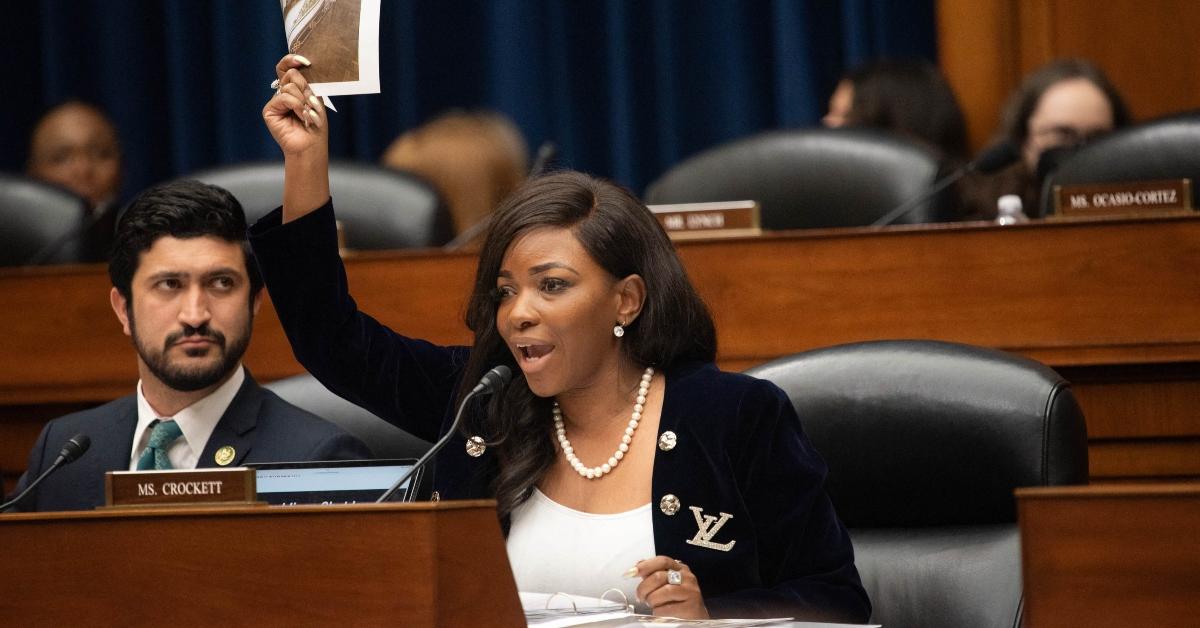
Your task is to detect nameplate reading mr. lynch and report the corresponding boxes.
[648,200,762,241]
[105,467,257,508]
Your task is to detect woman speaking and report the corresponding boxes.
[253,55,869,622]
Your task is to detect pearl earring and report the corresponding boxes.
[613,322,625,338]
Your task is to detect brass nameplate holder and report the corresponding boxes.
[1054,178,1192,217]
[104,467,258,508]
[648,201,762,240]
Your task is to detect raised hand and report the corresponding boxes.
[262,54,327,157]
[262,54,331,221]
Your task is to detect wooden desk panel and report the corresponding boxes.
[2,215,1198,483]
[686,216,1199,370]
[0,501,524,626]
[1018,484,1200,628]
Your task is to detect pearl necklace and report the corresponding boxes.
[553,366,655,480]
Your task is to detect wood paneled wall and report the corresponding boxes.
[938,0,1200,151]
[3,215,1199,492]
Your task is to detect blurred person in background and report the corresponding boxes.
[25,100,123,261]
[972,59,1130,218]
[823,59,971,220]
[27,100,122,211]
[382,111,528,242]
[824,59,969,165]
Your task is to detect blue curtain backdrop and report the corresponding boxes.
[2,0,936,204]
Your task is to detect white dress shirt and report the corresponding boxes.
[128,366,246,470]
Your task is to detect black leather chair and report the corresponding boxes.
[644,128,942,230]
[265,373,431,459]
[187,160,454,248]
[0,173,90,266]
[1040,112,1200,216]
[746,340,1088,628]
[264,373,433,498]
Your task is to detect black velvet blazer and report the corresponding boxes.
[250,201,869,622]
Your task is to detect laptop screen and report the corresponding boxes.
[249,459,422,505]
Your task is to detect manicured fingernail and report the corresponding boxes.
[307,108,322,128]
[293,54,312,66]
[308,95,321,108]
[622,567,638,578]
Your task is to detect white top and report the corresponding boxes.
[507,488,655,605]
[129,366,246,470]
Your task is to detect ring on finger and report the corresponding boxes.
[666,569,683,586]
[270,78,281,91]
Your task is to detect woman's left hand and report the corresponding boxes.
[633,556,710,619]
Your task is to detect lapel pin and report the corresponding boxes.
[214,446,236,466]
[465,436,487,457]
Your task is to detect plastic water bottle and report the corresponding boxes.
[995,194,1030,225]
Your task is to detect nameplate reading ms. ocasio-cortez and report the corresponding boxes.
[104,467,258,508]
[1054,178,1192,217]
[648,201,762,240]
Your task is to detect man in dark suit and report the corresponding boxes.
[9,180,370,512]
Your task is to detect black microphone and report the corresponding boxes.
[529,141,558,177]
[872,141,1020,227]
[1034,144,1079,184]
[376,366,513,503]
[0,433,91,512]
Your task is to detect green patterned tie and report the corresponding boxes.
[136,419,183,470]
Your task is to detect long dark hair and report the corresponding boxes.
[997,58,1131,149]
[844,59,969,163]
[983,58,1132,216]
[458,171,716,521]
